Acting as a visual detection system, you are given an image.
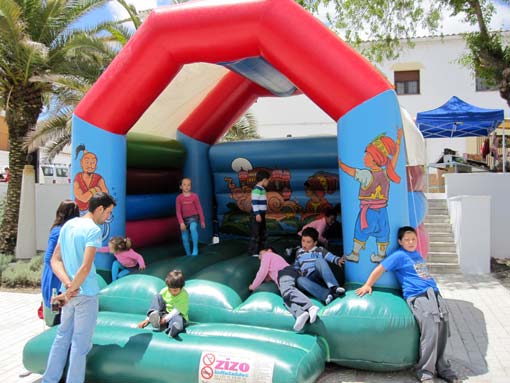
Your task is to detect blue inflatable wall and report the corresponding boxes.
[210,137,340,237]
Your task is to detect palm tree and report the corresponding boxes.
[0,0,112,253]
[24,0,143,160]
[26,0,259,158]
[222,112,260,142]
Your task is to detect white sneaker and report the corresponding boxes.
[308,306,320,323]
[324,294,334,305]
[334,286,345,295]
[293,312,310,332]
[148,311,160,329]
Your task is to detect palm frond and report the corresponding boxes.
[24,105,73,151]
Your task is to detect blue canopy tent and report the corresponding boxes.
[417,96,506,176]
[416,96,504,138]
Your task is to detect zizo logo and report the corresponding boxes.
[215,358,250,373]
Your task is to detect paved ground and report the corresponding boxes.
[3,272,510,383]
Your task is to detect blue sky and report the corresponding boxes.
[76,0,174,30]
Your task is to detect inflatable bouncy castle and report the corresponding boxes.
[23,0,430,381]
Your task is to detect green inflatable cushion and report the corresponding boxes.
[126,132,186,169]
[23,320,327,383]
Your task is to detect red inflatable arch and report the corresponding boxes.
[75,0,391,143]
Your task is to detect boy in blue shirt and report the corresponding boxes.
[294,227,345,305]
[356,226,460,383]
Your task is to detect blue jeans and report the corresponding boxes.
[147,294,186,336]
[296,258,339,302]
[42,295,98,383]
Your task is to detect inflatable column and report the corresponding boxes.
[71,115,126,268]
[177,131,214,242]
[338,90,409,287]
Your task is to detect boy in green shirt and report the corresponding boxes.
[138,269,189,338]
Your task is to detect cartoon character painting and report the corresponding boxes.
[303,171,338,220]
[339,128,403,263]
[73,144,109,212]
[73,144,112,239]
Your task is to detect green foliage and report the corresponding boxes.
[297,0,444,63]
[1,255,43,288]
[222,112,260,142]
[296,0,509,106]
[0,253,13,282]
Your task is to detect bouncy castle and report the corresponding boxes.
[23,0,430,381]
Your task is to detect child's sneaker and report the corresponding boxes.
[332,286,345,296]
[308,306,320,323]
[324,294,334,305]
[292,312,310,332]
[168,322,183,338]
[148,311,160,330]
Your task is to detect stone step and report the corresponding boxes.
[427,207,449,215]
[427,199,447,208]
[423,215,450,223]
[424,223,453,233]
[428,236,455,244]
[429,242,457,252]
[427,252,458,263]
[428,262,461,274]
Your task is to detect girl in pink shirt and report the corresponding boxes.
[298,208,337,246]
[176,178,205,256]
[99,236,146,281]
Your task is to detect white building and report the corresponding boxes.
[249,33,509,165]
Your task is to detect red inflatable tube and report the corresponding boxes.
[75,0,390,137]
[127,168,182,195]
[406,165,426,192]
[126,216,180,248]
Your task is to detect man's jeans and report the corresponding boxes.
[42,295,98,383]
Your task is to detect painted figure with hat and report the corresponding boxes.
[339,128,403,263]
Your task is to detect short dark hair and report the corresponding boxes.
[166,269,185,289]
[180,177,191,185]
[301,227,318,242]
[397,226,416,240]
[255,170,271,183]
[88,192,116,213]
[324,208,336,218]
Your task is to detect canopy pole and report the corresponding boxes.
[503,122,506,174]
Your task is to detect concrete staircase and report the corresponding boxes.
[424,199,461,274]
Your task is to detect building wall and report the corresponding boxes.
[250,33,509,165]
[0,182,69,251]
[0,113,8,151]
[376,34,509,164]
[446,173,510,259]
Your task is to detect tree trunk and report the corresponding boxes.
[501,68,510,108]
[0,84,43,254]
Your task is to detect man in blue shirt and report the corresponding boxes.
[355,226,460,383]
[42,192,116,383]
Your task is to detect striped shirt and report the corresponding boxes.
[251,184,267,215]
[294,246,340,277]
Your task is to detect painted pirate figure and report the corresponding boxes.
[339,128,403,263]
